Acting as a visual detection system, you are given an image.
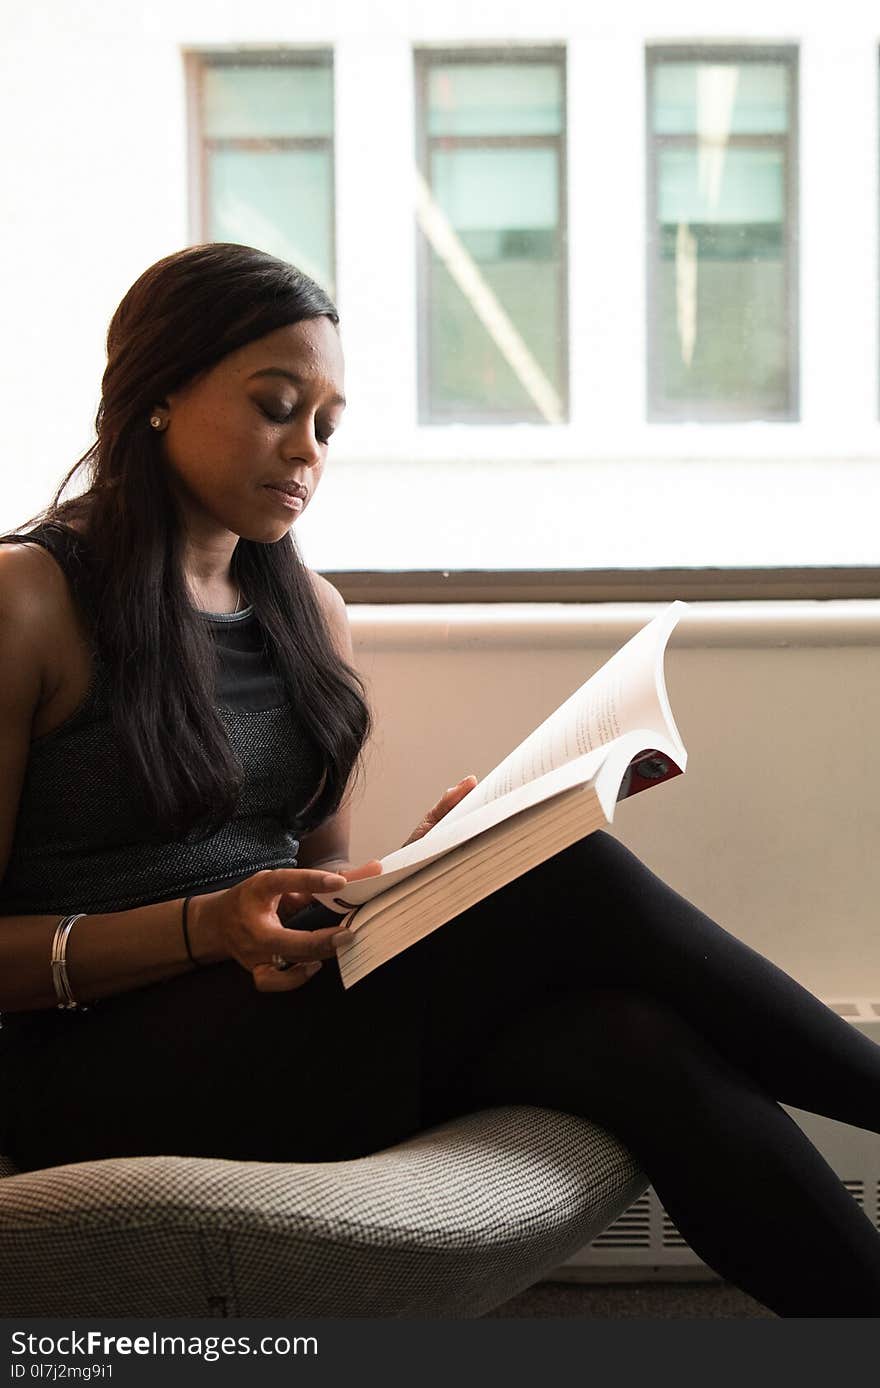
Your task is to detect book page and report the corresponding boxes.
[437,600,688,829]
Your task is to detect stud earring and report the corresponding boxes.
[150,414,166,430]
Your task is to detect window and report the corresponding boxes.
[415,49,568,424]
[187,51,335,295]
[646,47,798,421]
[4,19,874,601]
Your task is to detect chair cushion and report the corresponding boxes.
[0,1105,646,1317]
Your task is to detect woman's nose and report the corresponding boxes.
[284,420,323,468]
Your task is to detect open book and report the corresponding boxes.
[315,600,689,989]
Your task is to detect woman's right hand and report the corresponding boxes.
[187,867,350,992]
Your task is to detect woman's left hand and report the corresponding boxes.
[402,775,478,847]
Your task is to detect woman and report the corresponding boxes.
[0,243,878,1318]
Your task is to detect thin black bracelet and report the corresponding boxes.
[181,895,201,967]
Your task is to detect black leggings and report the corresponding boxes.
[3,830,880,1318]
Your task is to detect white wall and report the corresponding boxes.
[346,600,880,1001]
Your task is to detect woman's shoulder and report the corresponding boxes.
[0,542,62,734]
[0,524,91,689]
[305,569,352,662]
[0,514,88,586]
[306,568,346,620]
[0,531,68,617]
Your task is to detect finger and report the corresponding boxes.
[253,961,323,993]
[278,890,312,909]
[277,890,314,922]
[428,776,478,820]
[339,859,383,883]
[265,923,351,962]
[402,819,433,847]
[253,869,347,914]
[440,775,478,806]
[402,777,479,847]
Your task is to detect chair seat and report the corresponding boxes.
[0,1105,646,1317]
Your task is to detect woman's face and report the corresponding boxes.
[160,317,345,543]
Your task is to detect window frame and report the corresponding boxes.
[413,45,570,426]
[323,566,880,605]
[184,47,337,295]
[645,43,800,423]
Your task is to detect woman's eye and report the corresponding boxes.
[257,399,336,444]
[258,401,294,424]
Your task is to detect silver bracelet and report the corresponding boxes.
[50,914,87,1010]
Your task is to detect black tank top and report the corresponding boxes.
[0,524,324,918]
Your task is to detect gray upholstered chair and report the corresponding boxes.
[0,1104,647,1317]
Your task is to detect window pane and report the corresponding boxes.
[208,148,333,293]
[658,145,785,223]
[429,256,561,418]
[653,61,789,135]
[427,62,561,136]
[649,54,794,419]
[656,226,787,412]
[203,64,333,139]
[432,146,557,230]
[420,58,566,423]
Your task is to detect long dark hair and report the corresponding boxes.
[2,243,371,842]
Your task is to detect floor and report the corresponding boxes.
[485,1278,775,1318]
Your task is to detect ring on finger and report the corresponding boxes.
[270,953,293,972]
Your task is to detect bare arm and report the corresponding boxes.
[0,545,237,1011]
[0,898,228,1013]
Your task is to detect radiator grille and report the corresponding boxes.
[843,1180,864,1209]
[583,1176,874,1266]
[589,1192,651,1248]
[661,1211,689,1248]
[827,999,880,1020]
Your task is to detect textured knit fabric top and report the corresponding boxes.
[0,524,324,918]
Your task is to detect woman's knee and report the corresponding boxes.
[568,986,699,1070]
[461,986,707,1116]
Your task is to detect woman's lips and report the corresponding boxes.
[264,486,304,512]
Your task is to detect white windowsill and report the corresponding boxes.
[349,599,880,649]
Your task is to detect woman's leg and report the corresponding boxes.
[0,948,432,1171]
[422,985,880,1318]
[405,830,880,1317]
[423,830,880,1135]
